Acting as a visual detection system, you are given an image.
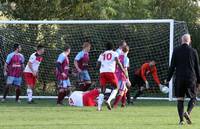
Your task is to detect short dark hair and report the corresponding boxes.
[82,42,91,49]
[106,41,114,50]
[37,44,44,50]
[64,44,70,51]
[118,40,126,47]
[13,43,20,50]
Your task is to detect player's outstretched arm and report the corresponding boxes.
[140,64,149,89]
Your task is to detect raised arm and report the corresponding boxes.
[151,67,161,86]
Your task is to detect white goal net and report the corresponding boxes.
[0,20,189,100]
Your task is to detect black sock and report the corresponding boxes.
[3,86,9,99]
[177,100,184,122]
[187,98,196,115]
[126,90,131,103]
[134,90,143,100]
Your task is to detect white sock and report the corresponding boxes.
[27,88,33,102]
[105,88,112,94]
[97,94,104,111]
[107,89,118,103]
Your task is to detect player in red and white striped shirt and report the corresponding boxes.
[24,45,44,104]
[96,41,128,111]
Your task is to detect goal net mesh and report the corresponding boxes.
[0,21,189,98]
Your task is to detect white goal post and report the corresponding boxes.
[0,19,187,101]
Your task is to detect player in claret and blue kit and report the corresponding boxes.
[2,44,24,103]
[56,45,72,105]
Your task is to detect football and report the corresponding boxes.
[161,86,169,94]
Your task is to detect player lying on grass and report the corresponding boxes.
[2,44,24,103]
[96,41,128,111]
[131,60,165,102]
[74,41,93,91]
[68,88,111,107]
[56,45,72,105]
[24,45,44,104]
[113,45,131,108]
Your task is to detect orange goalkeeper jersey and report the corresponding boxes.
[135,63,161,85]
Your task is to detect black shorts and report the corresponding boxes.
[174,78,197,98]
[132,74,145,88]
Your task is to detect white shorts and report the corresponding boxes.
[58,79,71,88]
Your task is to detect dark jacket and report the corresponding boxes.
[167,44,200,83]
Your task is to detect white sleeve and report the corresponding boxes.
[29,54,36,63]
[113,52,118,58]
[124,57,130,68]
[98,54,102,62]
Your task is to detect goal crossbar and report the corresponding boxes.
[0,19,174,24]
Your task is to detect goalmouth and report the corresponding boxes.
[0,19,189,101]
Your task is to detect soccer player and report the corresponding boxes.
[68,88,111,107]
[96,41,127,111]
[24,45,44,104]
[116,40,132,104]
[56,45,71,105]
[113,45,131,108]
[132,60,164,101]
[1,44,24,103]
[166,34,200,125]
[116,40,127,55]
[74,42,92,91]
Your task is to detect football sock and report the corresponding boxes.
[113,95,122,107]
[97,94,104,110]
[15,87,21,101]
[57,91,64,104]
[187,98,196,115]
[3,86,9,99]
[177,100,184,122]
[121,93,127,106]
[27,88,33,102]
[107,89,118,103]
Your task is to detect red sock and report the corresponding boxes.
[57,92,64,104]
[121,93,127,106]
[15,87,21,101]
[61,91,66,101]
[113,95,122,108]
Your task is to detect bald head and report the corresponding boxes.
[181,34,191,45]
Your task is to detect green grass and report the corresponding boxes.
[0,99,199,129]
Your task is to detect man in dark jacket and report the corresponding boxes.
[166,34,200,125]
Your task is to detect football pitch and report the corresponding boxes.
[0,99,199,129]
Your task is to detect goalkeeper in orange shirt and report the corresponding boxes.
[131,60,165,102]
